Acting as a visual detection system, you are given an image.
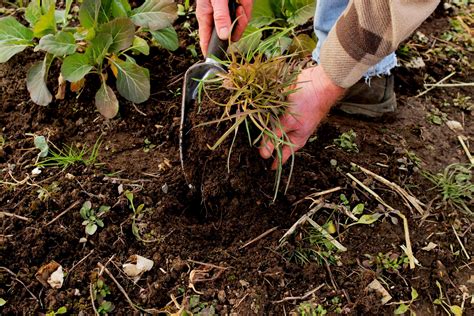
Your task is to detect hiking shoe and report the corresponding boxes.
[336,75,397,118]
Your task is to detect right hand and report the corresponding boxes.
[196,0,253,56]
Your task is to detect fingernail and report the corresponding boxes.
[218,27,229,39]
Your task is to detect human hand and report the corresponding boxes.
[196,0,253,56]
[259,66,346,169]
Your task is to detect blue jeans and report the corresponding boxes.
[312,0,397,80]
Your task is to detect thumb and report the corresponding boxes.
[211,0,231,39]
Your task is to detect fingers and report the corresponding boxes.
[271,144,300,170]
[259,115,294,159]
[211,0,232,39]
[196,0,214,56]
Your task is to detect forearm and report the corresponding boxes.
[320,0,440,88]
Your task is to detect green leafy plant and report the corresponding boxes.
[334,130,359,153]
[236,0,317,57]
[393,288,419,315]
[124,190,160,242]
[423,163,473,216]
[80,201,110,235]
[198,41,301,200]
[45,306,67,316]
[297,302,328,316]
[0,0,178,118]
[37,137,101,169]
[93,278,115,315]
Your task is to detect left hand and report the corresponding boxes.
[259,66,346,169]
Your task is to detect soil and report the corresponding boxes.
[1,2,473,315]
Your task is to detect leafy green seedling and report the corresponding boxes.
[93,278,114,315]
[0,298,6,306]
[177,0,193,16]
[46,306,67,316]
[433,281,463,316]
[124,190,159,243]
[0,0,178,118]
[334,130,359,153]
[80,201,110,235]
[34,135,49,159]
[393,288,419,315]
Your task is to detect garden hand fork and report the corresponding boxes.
[180,0,237,187]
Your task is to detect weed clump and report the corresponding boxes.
[199,50,301,199]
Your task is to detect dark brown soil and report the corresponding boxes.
[1,2,473,315]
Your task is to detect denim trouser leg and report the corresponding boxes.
[312,0,397,81]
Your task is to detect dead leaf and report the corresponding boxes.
[446,120,464,133]
[70,78,85,92]
[421,242,438,251]
[123,255,154,282]
[36,261,64,289]
[367,279,392,304]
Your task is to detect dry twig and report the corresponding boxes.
[347,173,416,269]
[46,200,81,226]
[353,163,425,215]
[273,284,324,304]
[240,226,278,249]
[0,266,39,303]
[97,262,139,312]
[0,211,30,221]
[458,136,474,165]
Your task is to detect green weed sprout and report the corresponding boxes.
[80,201,110,236]
[37,137,101,169]
[423,163,473,216]
[334,130,359,153]
[197,34,301,200]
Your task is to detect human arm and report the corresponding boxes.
[196,0,253,56]
[261,0,440,166]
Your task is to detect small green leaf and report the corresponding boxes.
[113,59,150,103]
[0,297,6,306]
[150,26,179,51]
[86,223,98,235]
[411,288,419,301]
[95,83,119,119]
[99,17,135,53]
[25,1,42,26]
[79,0,101,29]
[82,201,92,211]
[433,299,442,305]
[352,203,365,215]
[56,306,67,314]
[61,53,93,82]
[27,55,53,106]
[0,17,34,63]
[347,213,383,227]
[86,33,113,65]
[394,303,409,314]
[36,31,77,56]
[33,5,56,38]
[137,204,145,213]
[99,300,114,312]
[450,305,463,316]
[96,219,104,227]
[131,36,150,55]
[125,191,133,202]
[99,205,111,212]
[131,0,177,31]
[34,135,49,157]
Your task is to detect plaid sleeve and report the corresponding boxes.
[320,0,440,88]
